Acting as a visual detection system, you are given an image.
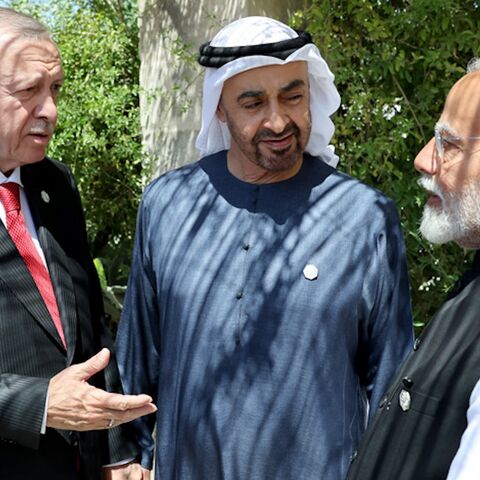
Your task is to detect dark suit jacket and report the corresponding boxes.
[0,158,138,479]
[347,252,480,480]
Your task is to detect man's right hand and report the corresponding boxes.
[103,462,151,480]
[47,348,156,431]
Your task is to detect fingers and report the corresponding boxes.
[48,395,156,431]
[103,462,150,480]
[105,402,157,429]
[142,468,151,480]
[89,387,155,412]
[47,360,156,431]
[76,348,111,381]
[48,349,111,388]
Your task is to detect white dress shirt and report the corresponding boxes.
[0,167,47,266]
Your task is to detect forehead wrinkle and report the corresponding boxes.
[21,50,61,72]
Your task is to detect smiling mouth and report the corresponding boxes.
[260,134,294,149]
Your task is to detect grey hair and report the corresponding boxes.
[466,58,480,74]
[0,7,51,40]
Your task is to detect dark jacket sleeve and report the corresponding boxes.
[59,160,140,464]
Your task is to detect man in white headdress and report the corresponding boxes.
[117,16,413,480]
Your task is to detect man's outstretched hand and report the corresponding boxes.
[103,462,151,480]
[47,348,156,430]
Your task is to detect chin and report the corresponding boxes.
[420,204,480,249]
[419,205,454,244]
[256,147,302,173]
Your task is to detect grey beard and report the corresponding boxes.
[419,177,480,249]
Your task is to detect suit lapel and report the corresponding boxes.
[37,225,77,362]
[0,220,65,348]
[22,166,77,359]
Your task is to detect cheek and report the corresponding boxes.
[235,117,261,141]
[5,105,30,135]
[302,107,311,124]
[292,107,311,130]
[439,162,480,195]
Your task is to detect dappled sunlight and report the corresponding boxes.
[120,151,411,477]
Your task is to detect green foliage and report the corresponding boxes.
[3,0,478,329]
[292,0,480,329]
[7,0,144,284]
[93,257,107,291]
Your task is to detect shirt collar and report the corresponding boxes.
[0,167,24,187]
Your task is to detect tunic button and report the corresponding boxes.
[236,292,243,299]
[378,395,388,409]
[242,243,250,251]
[413,338,421,351]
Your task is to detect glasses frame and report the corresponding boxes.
[434,125,480,163]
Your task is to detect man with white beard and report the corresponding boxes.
[347,60,480,480]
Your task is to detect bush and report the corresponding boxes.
[292,0,480,329]
[7,0,145,285]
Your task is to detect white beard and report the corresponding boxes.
[419,176,480,249]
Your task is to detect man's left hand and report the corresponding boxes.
[103,462,150,479]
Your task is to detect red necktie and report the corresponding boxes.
[0,182,66,348]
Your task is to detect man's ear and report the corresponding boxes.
[216,102,226,123]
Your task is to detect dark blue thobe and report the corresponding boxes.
[117,151,413,479]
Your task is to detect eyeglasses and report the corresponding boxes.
[434,125,480,164]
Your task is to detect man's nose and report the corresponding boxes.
[264,103,289,133]
[414,137,439,175]
[34,93,58,124]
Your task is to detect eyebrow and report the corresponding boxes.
[280,79,306,93]
[435,121,460,139]
[236,79,307,103]
[237,89,264,102]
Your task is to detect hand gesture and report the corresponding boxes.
[103,462,151,480]
[47,348,156,430]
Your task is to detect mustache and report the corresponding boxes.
[253,122,300,143]
[418,175,445,202]
[28,120,55,136]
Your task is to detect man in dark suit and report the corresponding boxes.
[347,60,480,479]
[0,8,155,480]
